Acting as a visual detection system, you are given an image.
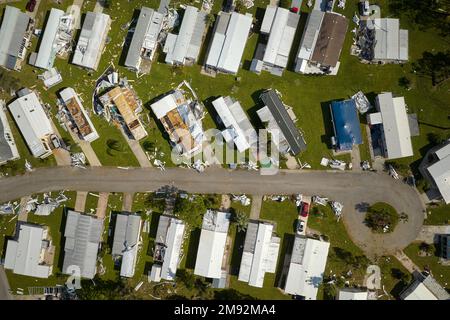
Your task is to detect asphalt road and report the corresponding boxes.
[0,166,425,257]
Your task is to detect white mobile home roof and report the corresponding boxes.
[34,8,65,70]
[125,7,163,69]
[338,289,369,300]
[206,12,253,74]
[150,93,179,119]
[160,217,186,280]
[194,210,231,279]
[0,104,19,164]
[238,221,280,288]
[72,12,110,70]
[62,210,103,279]
[0,6,30,70]
[375,92,413,159]
[8,90,54,158]
[112,213,142,255]
[261,6,299,68]
[4,224,52,278]
[164,6,206,65]
[427,152,450,204]
[212,96,257,153]
[284,236,330,299]
[373,18,408,61]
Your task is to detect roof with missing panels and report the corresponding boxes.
[112,213,142,256]
[0,6,30,70]
[259,90,306,155]
[164,6,206,64]
[311,12,348,67]
[125,7,163,69]
[72,12,110,70]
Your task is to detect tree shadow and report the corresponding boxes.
[229,227,246,276]
[184,228,201,269]
[274,233,295,289]
[320,100,336,148]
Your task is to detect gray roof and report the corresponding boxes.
[155,214,171,244]
[111,213,141,255]
[0,105,19,164]
[373,18,408,62]
[0,6,30,70]
[125,7,163,70]
[259,90,306,155]
[164,6,206,64]
[243,221,259,253]
[62,210,103,279]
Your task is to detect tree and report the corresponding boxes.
[205,13,215,27]
[427,132,449,146]
[233,211,249,232]
[389,0,450,35]
[77,278,134,300]
[234,0,245,13]
[413,51,450,86]
[279,0,290,9]
[364,202,399,233]
[173,196,207,228]
[419,242,434,256]
[144,193,165,212]
[398,76,411,89]
[142,141,155,153]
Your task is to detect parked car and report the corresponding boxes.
[296,220,305,235]
[300,202,310,217]
[50,134,61,149]
[26,0,37,12]
[360,0,370,16]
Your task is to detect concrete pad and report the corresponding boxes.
[95,192,109,219]
[74,191,88,212]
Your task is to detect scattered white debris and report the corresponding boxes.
[361,160,371,170]
[320,157,330,167]
[329,159,346,171]
[330,201,344,220]
[312,196,328,206]
[388,165,399,179]
[192,159,205,173]
[134,281,144,292]
[25,160,33,172]
[71,152,86,169]
[295,194,303,207]
[351,91,372,114]
[154,159,166,171]
[231,194,251,206]
[337,0,346,9]
[270,195,286,202]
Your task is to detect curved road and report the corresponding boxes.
[0,167,425,257]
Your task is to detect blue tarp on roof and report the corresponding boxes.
[331,99,362,151]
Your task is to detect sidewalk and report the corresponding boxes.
[394,250,421,274]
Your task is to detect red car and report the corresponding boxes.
[26,0,36,12]
[300,202,310,217]
[291,7,299,13]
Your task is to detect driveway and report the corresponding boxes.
[0,167,426,256]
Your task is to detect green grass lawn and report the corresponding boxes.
[404,242,450,291]
[6,191,77,292]
[1,0,447,172]
[308,204,410,299]
[424,204,450,225]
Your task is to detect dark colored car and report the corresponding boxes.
[26,0,37,12]
[300,202,310,217]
